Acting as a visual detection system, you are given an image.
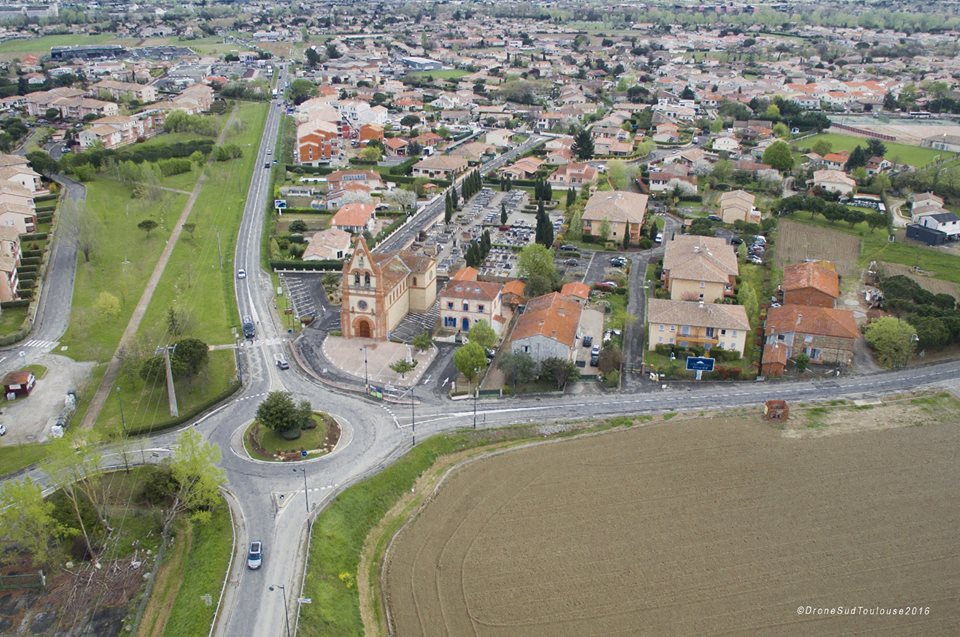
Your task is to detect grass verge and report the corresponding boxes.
[161,501,233,637]
[0,443,52,476]
[243,412,338,461]
[137,519,192,637]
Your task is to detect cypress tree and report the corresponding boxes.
[566,187,576,207]
[444,192,453,223]
[501,202,508,224]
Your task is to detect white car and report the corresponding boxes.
[237,268,246,279]
[247,541,263,570]
[0,424,5,436]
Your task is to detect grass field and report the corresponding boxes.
[0,443,52,476]
[783,211,960,285]
[0,34,134,58]
[797,133,955,167]
[0,305,27,336]
[243,412,338,461]
[406,69,471,80]
[59,179,190,362]
[134,101,268,348]
[384,404,960,635]
[161,502,232,637]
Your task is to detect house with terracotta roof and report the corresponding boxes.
[560,281,591,305]
[498,156,543,180]
[782,261,840,308]
[548,162,598,191]
[331,202,376,235]
[647,299,750,355]
[821,152,849,171]
[412,154,468,180]
[813,169,855,196]
[340,237,437,340]
[440,267,504,334]
[662,235,738,302]
[303,228,352,261]
[500,280,526,308]
[581,191,648,244]
[510,292,582,363]
[764,304,859,368]
[383,137,409,157]
[719,189,759,224]
[297,120,344,166]
[326,170,384,192]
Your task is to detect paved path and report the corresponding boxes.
[79,109,239,430]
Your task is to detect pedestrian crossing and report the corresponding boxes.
[23,339,59,351]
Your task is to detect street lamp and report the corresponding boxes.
[361,346,369,388]
[294,466,309,514]
[116,385,127,434]
[268,585,291,637]
[473,368,479,429]
[411,387,416,446]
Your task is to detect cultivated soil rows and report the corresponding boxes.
[776,220,861,277]
[384,410,960,635]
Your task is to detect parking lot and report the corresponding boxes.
[280,272,327,320]
[582,250,630,285]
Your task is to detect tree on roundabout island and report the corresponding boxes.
[256,391,315,440]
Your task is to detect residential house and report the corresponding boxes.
[764,304,859,368]
[90,79,157,103]
[813,169,856,196]
[653,122,679,143]
[340,237,437,340]
[821,152,850,171]
[782,261,840,308]
[548,162,598,190]
[921,133,960,154]
[331,202,376,235]
[647,299,750,355]
[384,137,409,157]
[411,155,468,180]
[326,170,384,192]
[510,292,582,363]
[560,281,591,305]
[581,191,648,244]
[865,155,892,176]
[661,235,738,302]
[0,253,17,302]
[917,211,960,239]
[78,111,165,150]
[501,279,526,308]
[303,228,352,261]
[648,171,698,194]
[0,203,35,234]
[297,120,343,166]
[358,123,384,144]
[0,161,43,194]
[24,87,118,119]
[440,267,504,334]
[718,189,759,224]
[712,136,741,155]
[498,156,543,180]
[450,141,495,165]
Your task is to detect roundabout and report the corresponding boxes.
[243,412,341,462]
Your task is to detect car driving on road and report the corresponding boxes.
[247,541,263,569]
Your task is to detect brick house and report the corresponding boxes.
[662,235,738,303]
[439,267,504,335]
[510,292,582,363]
[647,299,750,355]
[782,261,840,308]
[764,304,859,369]
[581,191,648,244]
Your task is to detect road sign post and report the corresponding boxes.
[274,199,287,215]
[685,356,715,381]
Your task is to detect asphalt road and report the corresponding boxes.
[376,135,545,253]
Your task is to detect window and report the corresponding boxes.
[444,316,456,327]
[720,329,727,335]
[364,272,370,287]
[706,327,715,337]
[523,345,529,353]
[809,348,822,359]
[354,272,360,287]
[478,304,485,313]
[413,277,417,286]
[669,325,675,332]
[447,302,454,310]
[731,330,737,337]
[658,324,664,332]
[462,302,469,312]
[804,335,813,343]
[699,281,705,288]
[658,336,663,343]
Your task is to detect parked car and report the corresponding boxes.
[564,258,578,266]
[655,232,663,243]
[590,345,601,367]
[560,244,577,251]
[707,214,722,222]
[0,424,5,436]
[247,541,263,570]
[582,335,593,348]
[730,237,743,245]
[610,257,627,267]
[276,357,289,370]
[754,235,767,244]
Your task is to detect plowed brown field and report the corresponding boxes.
[384,416,960,635]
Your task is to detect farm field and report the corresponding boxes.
[0,34,135,58]
[775,219,861,276]
[406,69,471,80]
[797,132,954,167]
[384,406,960,636]
[877,262,958,297]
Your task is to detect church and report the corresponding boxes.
[340,237,437,339]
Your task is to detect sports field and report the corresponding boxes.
[384,407,960,635]
[798,132,953,167]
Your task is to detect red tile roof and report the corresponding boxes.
[765,305,858,339]
[782,261,840,299]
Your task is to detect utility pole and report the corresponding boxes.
[116,385,127,434]
[473,372,478,429]
[295,466,309,514]
[157,345,179,417]
[411,387,416,446]
[362,346,368,388]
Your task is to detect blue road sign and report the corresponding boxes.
[685,356,715,372]
[301,450,308,457]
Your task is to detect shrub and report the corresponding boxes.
[714,365,741,380]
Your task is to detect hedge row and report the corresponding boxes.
[0,299,29,309]
[0,323,30,346]
[36,213,54,224]
[20,233,48,241]
[269,259,343,271]
[124,381,242,437]
[20,257,41,266]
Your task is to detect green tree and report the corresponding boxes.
[517,244,559,296]
[163,429,227,531]
[453,342,487,385]
[137,219,158,237]
[864,317,917,369]
[256,391,300,436]
[287,78,317,105]
[43,438,105,560]
[389,358,417,378]
[413,331,433,352]
[599,218,612,241]
[501,202,508,224]
[468,320,497,350]
[761,140,794,172]
[866,212,888,232]
[597,345,623,374]
[171,338,209,377]
[811,139,832,156]
[566,187,576,207]
[794,352,810,372]
[539,357,578,389]
[400,114,420,129]
[95,291,120,319]
[358,146,381,162]
[0,477,69,567]
[772,122,790,139]
[571,127,594,160]
[737,281,759,326]
[497,351,538,389]
[289,219,307,234]
[764,103,781,119]
[25,150,58,175]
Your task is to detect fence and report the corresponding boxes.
[0,572,45,591]
[827,123,896,142]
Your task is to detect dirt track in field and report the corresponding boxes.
[384,415,960,636]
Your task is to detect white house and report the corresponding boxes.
[917,212,960,239]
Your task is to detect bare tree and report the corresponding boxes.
[75,199,101,263]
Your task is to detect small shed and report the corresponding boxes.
[763,399,789,421]
[761,342,788,377]
[3,370,35,400]
[905,223,947,246]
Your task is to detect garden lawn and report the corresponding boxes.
[0,305,27,337]
[162,502,233,637]
[133,101,269,348]
[797,133,955,167]
[59,179,188,362]
[407,69,471,80]
[0,443,51,476]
